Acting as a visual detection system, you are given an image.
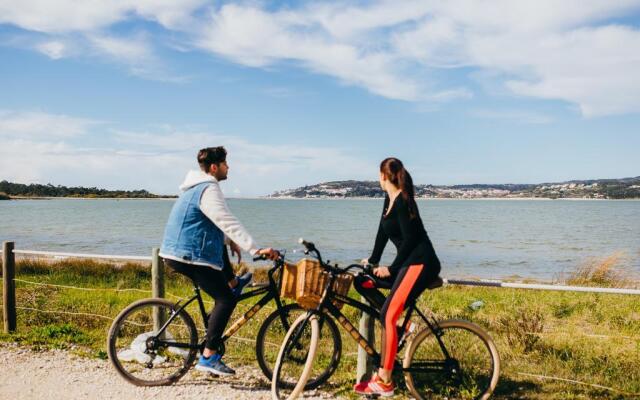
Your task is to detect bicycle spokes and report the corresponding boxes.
[108,299,198,386]
[404,321,499,400]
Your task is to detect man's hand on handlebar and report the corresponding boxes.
[257,247,280,261]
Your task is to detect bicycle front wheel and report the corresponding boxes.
[403,319,500,400]
[271,312,320,400]
[256,303,341,389]
[107,298,199,386]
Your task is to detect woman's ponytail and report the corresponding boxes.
[380,157,418,219]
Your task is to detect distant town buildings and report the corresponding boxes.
[270,179,639,199]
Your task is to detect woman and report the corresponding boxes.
[354,157,441,397]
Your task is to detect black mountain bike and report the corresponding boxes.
[271,240,500,400]
[107,252,340,387]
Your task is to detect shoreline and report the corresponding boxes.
[5,196,177,201]
[4,196,640,201]
[255,196,639,201]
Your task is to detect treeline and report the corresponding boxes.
[0,180,169,199]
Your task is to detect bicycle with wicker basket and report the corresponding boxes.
[271,239,501,400]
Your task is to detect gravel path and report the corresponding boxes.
[0,344,337,400]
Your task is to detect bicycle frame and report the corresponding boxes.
[153,258,292,351]
[319,284,452,373]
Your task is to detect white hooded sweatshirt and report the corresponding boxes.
[178,170,260,256]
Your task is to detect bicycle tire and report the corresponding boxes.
[256,303,341,389]
[403,319,500,400]
[107,298,199,386]
[271,313,320,400]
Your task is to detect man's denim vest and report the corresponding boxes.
[160,182,224,269]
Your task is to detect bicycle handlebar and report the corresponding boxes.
[253,239,375,278]
[298,237,316,252]
[297,237,379,277]
[252,251,286,263]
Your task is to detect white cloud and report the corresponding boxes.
[197,4,421,101]
[193,1,640,114]
[87,33,189,82]
[0,116,374,196]
[89,34,153,63]
[0,0,207,33]
[112,128,374,194]
[500,26,640,117]
[0,137,189,192]
[0,110,100,139]
[34,40,67,59]
[389,1,640,116]
[3,1,640,115]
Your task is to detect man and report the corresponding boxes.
[160,146,278,376]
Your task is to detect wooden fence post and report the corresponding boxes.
[357,296,375,383]
[151,247,165,333]
[2,241,17,333]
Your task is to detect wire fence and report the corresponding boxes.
[9,276,634,342]
[8,276,273,349]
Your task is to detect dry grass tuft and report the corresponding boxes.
[499,307,545,353]
[564,252,637,288]
[13,257,151,278]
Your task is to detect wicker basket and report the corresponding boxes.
[280,258,353,310]
[280,261,299,300]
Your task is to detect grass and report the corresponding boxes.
[1,255,639,399]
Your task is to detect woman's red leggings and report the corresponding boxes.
[379,264,431,370]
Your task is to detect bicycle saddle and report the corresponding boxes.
[367,275,443,290]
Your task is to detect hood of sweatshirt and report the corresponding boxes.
[178,170,217,192]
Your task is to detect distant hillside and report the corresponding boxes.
[0,180,173,199]
[270,177,640,199]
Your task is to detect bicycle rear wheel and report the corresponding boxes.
[107,298,199,386]
[256,303,341,389]
[271,312,320,400]
[403,319,500,400]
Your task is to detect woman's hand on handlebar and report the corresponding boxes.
[373,266,391,278]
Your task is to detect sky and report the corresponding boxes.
[1,0,639,197]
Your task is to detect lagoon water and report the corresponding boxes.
[1,198,639,280]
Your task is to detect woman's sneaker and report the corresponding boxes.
[195,354,236,376]
[353,374,395,397]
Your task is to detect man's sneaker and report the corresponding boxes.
[231,272,253,297]
[353,374,395,397]
[397,321,416,344]
[195,354,236,376]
